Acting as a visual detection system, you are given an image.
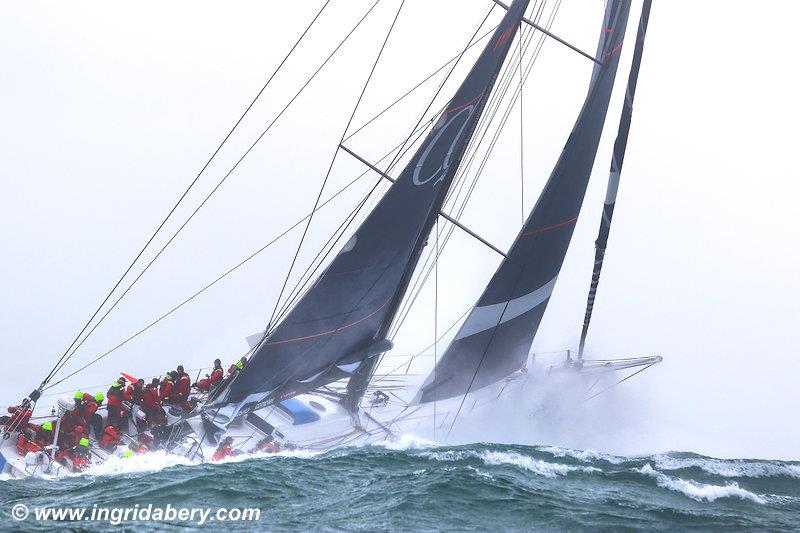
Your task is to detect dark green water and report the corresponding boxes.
[2,443,799,531]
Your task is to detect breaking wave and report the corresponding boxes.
[638,463,767,503]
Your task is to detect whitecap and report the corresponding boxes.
[538,445,626,465]
[479,450,599,478]
[639,463,766,504]
[419,449,597,478]
[653,455,800,479]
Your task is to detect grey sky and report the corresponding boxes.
[1,1,798,459]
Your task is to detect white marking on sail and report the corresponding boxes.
[336,361,361,374]
[605,166,620,205]
[453,277,558,341]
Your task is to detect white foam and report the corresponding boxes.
[538,445,626,465]
[379,433,438,451]
[419,449,597,478]
[639,463,766,504]
[84,450,195,477]
[479,450,599,478]
[653,455,800,479]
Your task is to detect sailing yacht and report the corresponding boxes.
[1,0,659,478]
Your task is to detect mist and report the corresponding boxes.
[1,1,798,461]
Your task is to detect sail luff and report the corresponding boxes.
[417,0,632,405]
[204,0,532,424]
[579,0,651,357]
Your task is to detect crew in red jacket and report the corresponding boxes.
[171,369,192,412]
[99,424,122,450]
[106,378,127,425]
[141,379,165,426]
[4,403,32,432]
[212,436,235,461]
[194,359,224,392]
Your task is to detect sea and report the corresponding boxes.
[2,439,799,531]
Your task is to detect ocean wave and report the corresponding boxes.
[419,448,598,478]
[653,454,800,479]
[639,463,767,504]
[537,445,626,464]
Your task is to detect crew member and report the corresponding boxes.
[99,424,122,450]
[4,403,32,432]
[106,378,126,425]
[171,370,192,412]
[227,357,247,377]
[141,379,165,426]
[194,359,224,392]
[159,372,174,404]
[212,436,236,461]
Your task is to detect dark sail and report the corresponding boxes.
[417,0,631,404]
[579,0,651,356]
[206,0,532,423]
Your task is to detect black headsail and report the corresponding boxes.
[417,0,631,404]
[579,0,651,356]
[206,0,531,424]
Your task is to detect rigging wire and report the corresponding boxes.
[52,0,384,383]
[343,25,500,142]
[265,2,497,348]
[382,0,565,389]
[389,2,556,343]
[265,0,407,333]
[47,106,445,390]
[582,363,657,402]
[38,0,334,390]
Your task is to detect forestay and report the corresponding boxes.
[417,0,632,404]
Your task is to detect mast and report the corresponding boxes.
[578,0,651,357]
[205,0,532,425]
[417,0,632,405]
[344,0,533,411]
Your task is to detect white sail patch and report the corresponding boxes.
[336,361,361,374]
[453,277,558,341]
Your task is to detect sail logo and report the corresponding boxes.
[413,101,479,187]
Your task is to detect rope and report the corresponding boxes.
[265,0,405,332]
[39,0,334,390]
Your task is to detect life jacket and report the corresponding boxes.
[107,385,124,406]
[209,367,223,385]
[82,399,99,418]
[125,385,143,404]
[17,434,42,456]
[212,443,233,461]
[99,425,121,449]
[70,445,91,470]
[173,375,191,399]
[159,378,174,401]
[140,386,159,408]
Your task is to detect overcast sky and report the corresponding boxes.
[1,1,798,460]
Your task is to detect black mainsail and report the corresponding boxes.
[417,0,632,404]
[206,0,532,423]
[579,0,651,356]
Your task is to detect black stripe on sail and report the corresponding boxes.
[418,0,632,405]
[579,0,651,357]
[205,0,533,423]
